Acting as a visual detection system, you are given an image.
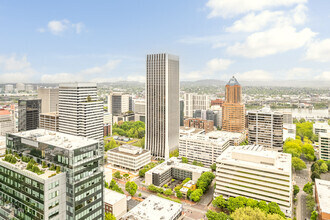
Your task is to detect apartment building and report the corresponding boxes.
[5,129,104,220]
[179,130,245,167]
[315,179,330,220]
[39,112,59,132]
[184,93,210,118]
[313,122,330,135]
[319,132,330,160]
[38,87,59,113]
[215,145,292,217]
[104,188,127,219]
[145,157,210,186]
[107,145,151,171]
[248,108,283,150]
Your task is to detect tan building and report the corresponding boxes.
[222,76,245,133]
[37,87,59,113]
[315,179,330,220]
[39,112,59,131]
[0,109,15,136]
[104,188,127,219]
[184,118,214,133]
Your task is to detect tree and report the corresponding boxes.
[105,212,116,220]
[56,166,61,173]
[227,197,245,212]
[283,139,302,157]
[320,162,328,173]
[42,161,47,168]
[192,160,198,166]
[268,202,285,217]
[311,171,320,182]
[212,195,227,209]
[292,157,306,171]
[303,182,313,195]
[181,157,188,163]
[182,178,191,184]
[196,172,215,193]
[211,163,216,171]
[293,185,300,196]
[139,168,148,177]
[123,173,130,180]
[206,210,230,220]
[125,181,138,197]
[311,163,320,173]
[176,190,182,198]
[86,95,92,102]
[113,171,122,179]
[246,198,258,208]
[257,201,269,213]
[231,207,266,220]
[170,149,179,158]
[164,188,173,196]
[190,189,203,202]
[310,211,318,220]
[302,143,315,161]
[306,194,315,212]
[163,184,168,188]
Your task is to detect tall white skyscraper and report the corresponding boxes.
[184,93,211,118]
[146,53,179,159]
[38,87,59,113]
[59,82,103,140]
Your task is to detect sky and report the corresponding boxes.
[0,0,330,83]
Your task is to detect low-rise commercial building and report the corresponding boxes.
[121,195,182,220]
[107,145,151,171]
[315,179,330,220]
[215,145,292,217]
[39,112,59,131]
[145,157,210,186]
[283,123,296,141]
[313,122,330,135]
[319,132,330,161]
[179,130,245,167]
[104,188,127,219]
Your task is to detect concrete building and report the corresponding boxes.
[104,112,112,136]
[184,93,210,118]
[107,145,151,171]
[215,145,292,217]
[39,112,59,131]
[179,130,245,167]
[4,84,13,93]
[5,129,104,220]
[283,123,296,141]
[222,76,245,133]
[18,99,41,131]
[184,118,214,133]
[112,113,135,124]
[315,179,330,220]
[193,109,221,128]
[145,157,210,186]
[104,188,127,219]
[211,99,224,107]
[121,195,182,220]
[248,108,283,151]
[108,92,130,116]
[38,87,59,113]
[59,83,103,140]
[313,122,330,135]
[319,132,330,161]
[146,53,179,159]
[16,83,25,91]
[0,109,15,136]
[133,99,145,114]
[282,112,293,124]
[25,84,34,92]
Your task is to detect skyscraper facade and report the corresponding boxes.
[107,92,130,116]
[146,53,179,159]
[59,83,103,141]
[184,93,210,118]
[38,87,59,113]
[222,77,245,133]
[18,99,41,131]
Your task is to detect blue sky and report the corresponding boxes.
[0,0,330,83]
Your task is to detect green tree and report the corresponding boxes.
[192,160,198,166]
[164,188,173,196]
[311,163,320,173]
[292,157,306,171]
[170,149,179,158]
[257,201,269,213]
[212,195,227,209]
[42,161,47,168]
[302,143,315,161]
[56,166,61,173]
[311,171,320,182]
[310,210,318,220]
[123,173,130,180]
[211,163,216,171]
[181,157,188,163]
[206,210,230,220]
[227,197,245,212]
[176,190,182,198]
[182,178,191,184]
[196,171,215,193]
[246,198,258,208]
[113,171,122,179]
[190,189,203,202]
[268,202,285,217]
[293,185,300,196]
[306,194,315,212]
[303,182,313,195]
[231,207,284,220]
[163,184,168,188]
[283,139,302,157]
[125,181,138,197]
[105,212,116,220]
[320,162,328,173]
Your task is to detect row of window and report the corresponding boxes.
[75,200,102,220]
[75,176,101,193]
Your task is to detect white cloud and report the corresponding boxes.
[286,67,312,80]
[39,20,85,35]
[314,71,330,81]
[227,26,316,58]
[0,73,33,83]
[41,73,84,83]
[305,39,330,62]
[80,60,121,75]
[206,0,307,18]
[234,70,273,81]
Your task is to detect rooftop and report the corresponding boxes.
[12,129,98,150]
[179,127,204,135]
[59,82,97,87]
[109,145,149,157]
[146,157,210,176]
[0,109,10,115]
[226,76,240,86]
[314,122,330,129]
[315,179,330,214]
[40,112,59,117]
[121,195,182,220]
[320,132,330,138]
[104,188,126,205]
[217,145,292,173]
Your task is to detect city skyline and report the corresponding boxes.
[0,0,330,83]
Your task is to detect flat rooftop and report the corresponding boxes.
[104,188,126,205]
[12,129,98,150]
[109,144,149,157]
[319,132,330,138]
[121,195,182,220]
[146,157,210,175]
[314,123,330,129]
[217,145,292,173]
[315,179,330,214]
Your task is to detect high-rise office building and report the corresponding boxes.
[319,132,330,161]
[0,109,15,136]
[18,99,41,131]
[184,93,210,118]
[146,53,179,159]
[107,92,130,116]
[3,129,104,220]
[248,107,283,151]
[222,76,245,133]
[38,87,59,113]
[59,83,103,140]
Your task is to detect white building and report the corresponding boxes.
[25,84,34,92]
[121,195,182,220]
[0,109,15,136]
[215,145,292,217]
[313,122,330,135]
[39,112,59,132]
[107,145,151,171]
[315,179,330,219]
[108,92,130,116]
[184,93,211,118]
[179,129,245,167]
[146,53,179,159]
[319,132,330,161]
[4,85,13,93]
[59,83,103,140]
[38,87,59,113]
[16,83,25,91]
[104,188,127,218]
[133,99,145,114]
[145,157,210,186]
[283,123,296,141]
